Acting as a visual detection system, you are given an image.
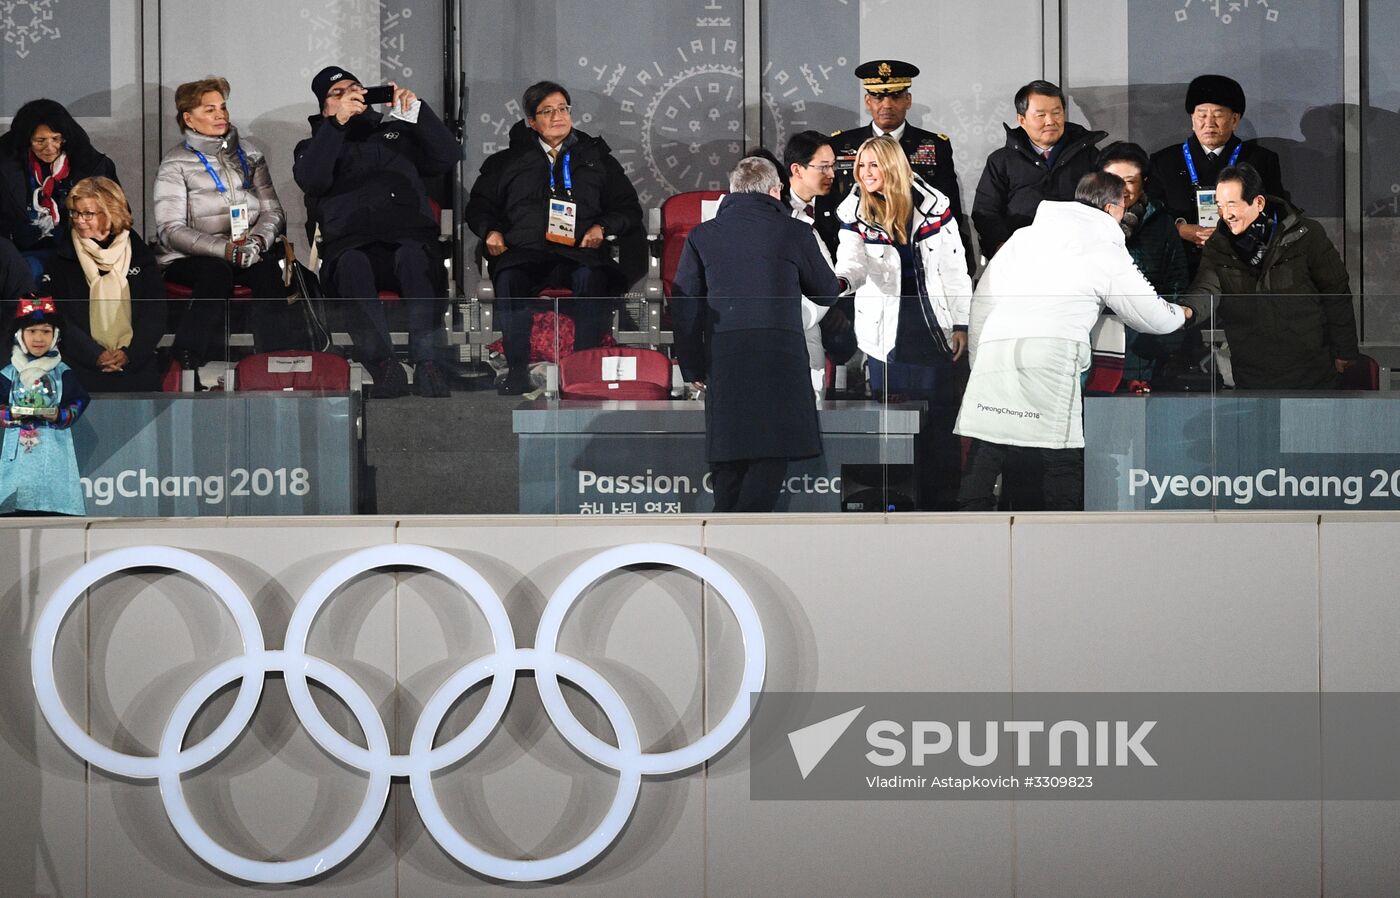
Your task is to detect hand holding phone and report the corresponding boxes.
[361,84,395,106]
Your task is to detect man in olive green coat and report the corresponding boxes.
[1185,163,1358,390]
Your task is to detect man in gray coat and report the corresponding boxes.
[671,156,846,512]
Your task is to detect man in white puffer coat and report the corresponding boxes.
[955,170,1193,511]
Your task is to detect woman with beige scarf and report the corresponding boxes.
[38,176,166,392]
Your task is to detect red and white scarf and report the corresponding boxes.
[29,150,70,225]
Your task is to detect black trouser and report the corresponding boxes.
[328,241,439,364]
[868,356,966,511]
[958,440,1084,512]
[711,458,787,513]
[165,254,303,359]
[492,260,616,369]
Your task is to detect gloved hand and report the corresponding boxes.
[229,241,261,269]
[32,207,56,238]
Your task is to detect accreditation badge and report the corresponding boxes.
[1195,190,1220,228]
[229,202,250,240]
[546,198,578,245]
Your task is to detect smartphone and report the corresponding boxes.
[361,84,395,106]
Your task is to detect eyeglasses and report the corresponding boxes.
[30,135,63,147]
[533,104,573,119]
[803,163,837,174]
[71,210,104,221]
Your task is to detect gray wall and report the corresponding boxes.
[4,513,1400,896]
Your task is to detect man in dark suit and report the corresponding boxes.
[671,156,844,513]
[821,59,973,274]
[1148,74,1289,274]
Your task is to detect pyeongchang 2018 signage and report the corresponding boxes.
[30,543,763,884]
[1084,394,1400,510]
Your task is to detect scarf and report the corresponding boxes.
[29,150,70,225]
[73,229,134,350]
[1227,203,1277,274]
[10,335,61,394]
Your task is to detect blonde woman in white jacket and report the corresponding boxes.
[834,136,974,509]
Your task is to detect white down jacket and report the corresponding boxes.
[834,175,973,363]
[968,200,1185,360]
[153,126,284,268]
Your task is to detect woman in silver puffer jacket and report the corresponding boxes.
[154,76,300,369]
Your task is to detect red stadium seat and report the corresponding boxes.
[559,347,672,399]
[1341,353,1381,391]
[235,350,351,391]
[660,190,726,299]
[164,280,252,301]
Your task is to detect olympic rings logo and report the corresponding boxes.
[30,543,766,883]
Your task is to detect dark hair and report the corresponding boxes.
[523,81,571,117]
[1075,170,1125,211]
[1216,163,1265,203]
[782,130,832,170]
[0,99,102,170]
[1096,140,1151,176]
[1014,80,1064,117]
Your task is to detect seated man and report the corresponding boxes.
[1149,74,1289,276]
[1185,163,1357,390]
[466,80,643,395]
[972,80,1106,259]
[293,66,461,398]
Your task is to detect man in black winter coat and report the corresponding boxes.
[671,156,845,513]
[465,80,644,395]
[1184,163,1356,390]
[972,80,1106,260]
[294,66,461,398]
[1148,74,1289,276]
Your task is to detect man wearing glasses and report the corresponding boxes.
[782,130,849,398]
[822,60,973,275]
[466,80,643,395]
[294,65,461,397]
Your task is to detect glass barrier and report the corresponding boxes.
[32,287,1395,519]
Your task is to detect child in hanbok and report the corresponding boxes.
[0,296,89,515]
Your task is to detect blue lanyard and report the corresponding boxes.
[548,151,572,196]
[187,144,251,194]
[1181,141,1242,189]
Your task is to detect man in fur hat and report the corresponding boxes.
[1148,74,1289,274]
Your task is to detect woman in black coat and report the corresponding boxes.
[40,177,165,392]
[0,99,120,282]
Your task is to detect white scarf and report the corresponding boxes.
[72,229,134,350]
[10,333,62,396]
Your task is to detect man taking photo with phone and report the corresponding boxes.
[294,65,461,397]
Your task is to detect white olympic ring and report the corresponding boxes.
[30,543,766,884]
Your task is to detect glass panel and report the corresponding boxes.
[1363,3,1400,341]
[1202,292,1381,513]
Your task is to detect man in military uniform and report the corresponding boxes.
[820,59,973,274]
